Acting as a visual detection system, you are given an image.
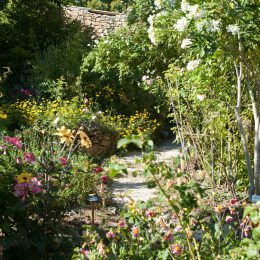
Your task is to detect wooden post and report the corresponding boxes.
[91,201,95,227]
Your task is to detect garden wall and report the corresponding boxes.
[64,6,125,36]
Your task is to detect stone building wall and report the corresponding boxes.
[64,6,125,36]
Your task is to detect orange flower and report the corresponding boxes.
[79,131,92,148]
[54,126,74,146]
[214,205,223,214]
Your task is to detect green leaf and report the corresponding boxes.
[132,135,144,149]
[252,226,260,241]
[246,244,258,258]
[117,137,132,149]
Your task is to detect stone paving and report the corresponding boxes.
[112,139,180,207]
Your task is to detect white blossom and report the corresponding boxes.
[207,19,220,32]
[92,115,97,120]
[187,59,200,71]
[174,17,189,32]
[148,26,156,44]
[181,38,192,49]
[142,75,149,81]
[226,24,240,35]
[154,0,162,9]
[148,15,154,25]
[197,94,206,101]
[195,20,207,32]
[181,0,190,13]
[53,117,60,125]
[147,15,156,44]
[186,4,199,19]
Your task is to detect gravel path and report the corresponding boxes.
[112,139,179,207]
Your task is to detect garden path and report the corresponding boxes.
[112,139,179,208]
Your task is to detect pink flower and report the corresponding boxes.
[16,157,22,165]
[145,210,155,219]
[174,225,182,233]
[225,215,233,223]
[243,226,251,237]
[79,248,89,258]
[23,152,36,163]
[29,177,42,194]
[170,244,183,256]
[0,145,7,155]
[101,175,108,184]
[4,136,22,149]
[229,207,236,215]
[164,231,174,242]
[142,75,149,81]
[14,182,29,199]
[230,198,237,205]
[118,219,127,229]
[59,157,68,166]
[146,79,153,85]
[94,166,103,173]
[106,231,116,239]
[131,226,139,238]
[20,88,33,96]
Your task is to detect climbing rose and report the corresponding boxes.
[226,24,239,35]
[174,17,189,32]
[187,59,200,71]
[181,38,192,49]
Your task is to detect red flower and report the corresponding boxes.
[59,157,68,166]
[145,210,155,219]
[94,166,103,173]
[4,136,22,149]
[101,175,108,184]
[230,198,237,205]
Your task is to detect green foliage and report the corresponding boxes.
[0,127,100,258]
[80,23,170,116]
[29,28,94,97]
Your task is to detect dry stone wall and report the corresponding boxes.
[64,6,125,36]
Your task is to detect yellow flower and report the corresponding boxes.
[54,126,74,146]
[17,172,32,183]
[79,131,92,148]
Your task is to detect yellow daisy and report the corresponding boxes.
[17,172,32,183]
[79,131,92,148]
[54,126,74,146]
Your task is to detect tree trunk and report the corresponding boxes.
[254,116,260,194]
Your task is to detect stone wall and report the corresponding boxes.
[64,6,125,36]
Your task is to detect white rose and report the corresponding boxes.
[181,38,192,49]
[186,59,200,71]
